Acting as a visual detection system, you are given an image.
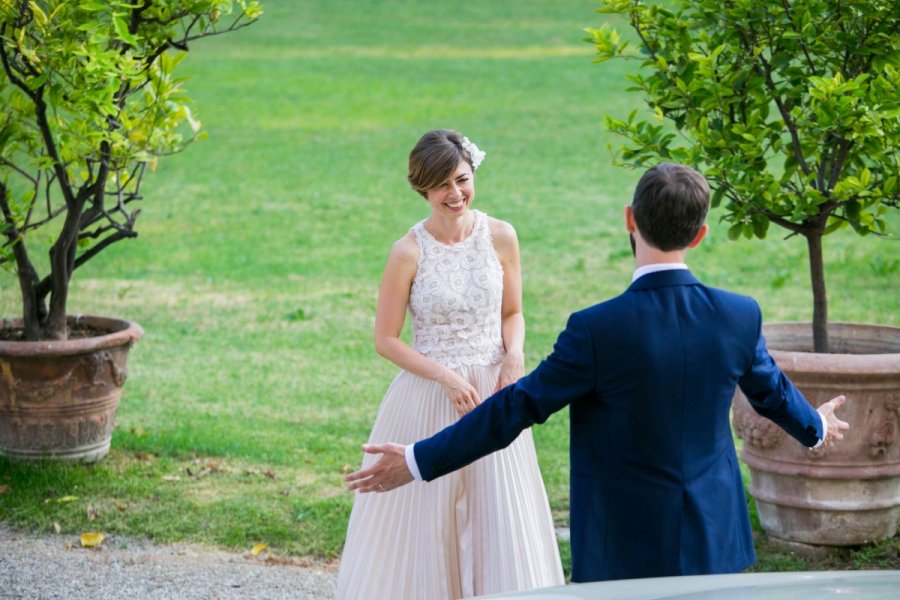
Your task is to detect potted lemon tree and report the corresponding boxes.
[0,0,262,461]
[588,0,899,546]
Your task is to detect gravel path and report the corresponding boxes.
[0,523,338,599]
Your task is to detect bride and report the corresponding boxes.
[335,129,563,599]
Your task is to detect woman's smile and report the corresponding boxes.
[427,160,475,216]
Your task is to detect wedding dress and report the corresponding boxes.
[335,210,563,599]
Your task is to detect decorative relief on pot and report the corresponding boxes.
[732,401,786,450]
[87,351,110,386]
[85,350,130,388]
[869,420,896,459]
[111,356,128,388]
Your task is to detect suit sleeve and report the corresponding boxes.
[415,311,597,481]
[737,307,823,447]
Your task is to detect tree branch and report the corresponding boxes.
[827,138,853,192]
[0,180,44,336]
[780,0,820,74]
[0,23,38,101]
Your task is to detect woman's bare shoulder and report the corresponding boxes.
[387,229,420,265]
[486,215,519,249]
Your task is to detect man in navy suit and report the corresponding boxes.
[345,163,849,582]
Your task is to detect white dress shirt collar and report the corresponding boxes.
[632,262,689,282]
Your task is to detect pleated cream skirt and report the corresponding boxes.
[336,364,564,600]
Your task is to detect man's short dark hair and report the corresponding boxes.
[631,163,710,251]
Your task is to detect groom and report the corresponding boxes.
[345,163,849,582]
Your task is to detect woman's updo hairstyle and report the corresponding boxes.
[407,129,473,198]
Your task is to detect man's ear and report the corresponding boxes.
[687,224,709,249]
[625,205,636,233]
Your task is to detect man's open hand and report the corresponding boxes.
[817,395,850,446]
[344,443,414,493]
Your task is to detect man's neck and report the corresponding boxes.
[631,244,689,282]
[635,247,687,268]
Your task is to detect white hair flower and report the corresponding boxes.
[461,136,486,170]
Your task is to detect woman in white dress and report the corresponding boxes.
[335,130,563,599]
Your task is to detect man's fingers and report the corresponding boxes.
[344,465,376,483]
[347,480,378,493]
[824,395,847,412]
[823,395,850,432]
[361,443,390,455]
[342,445,387,483]
[814,396,850,449]
[344,446,390,483]
[345,466,389,492]
[819,396,849,419]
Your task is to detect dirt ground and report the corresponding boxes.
[0,523,338,599]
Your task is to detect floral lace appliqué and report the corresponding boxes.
[409,210,505,369]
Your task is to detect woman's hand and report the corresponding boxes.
[495,349,525,392]
[440,370,481,417]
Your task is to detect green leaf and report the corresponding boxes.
[26,71,49,90]
[112,15,138,47]
[80,1,109,10]
[823,218,845,235]
[28,2,48,27]
[751,214,769,239]
[884,176,897,195]
[860,168,871,187]
[711,185,726,208]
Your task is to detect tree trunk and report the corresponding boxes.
[45,233,74,341]
[806,232,829,353]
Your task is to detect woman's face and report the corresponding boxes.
[425,160,474,217]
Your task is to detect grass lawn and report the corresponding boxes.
[1,0,898,577]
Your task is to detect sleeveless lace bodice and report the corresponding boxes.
[409,210,505,369]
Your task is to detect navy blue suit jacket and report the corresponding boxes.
[413,269,823,582]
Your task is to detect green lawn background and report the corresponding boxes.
[1,0,898,572]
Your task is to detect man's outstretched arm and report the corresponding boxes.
[345,311,597,493]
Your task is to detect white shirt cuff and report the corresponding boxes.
[405,444,423,481]
[810,411,828,449]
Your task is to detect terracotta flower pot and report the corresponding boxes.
[0,316,143,463]
[732,322,900,546]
